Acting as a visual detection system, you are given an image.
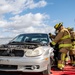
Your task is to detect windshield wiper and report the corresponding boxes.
[9,41,20,43]
[8,41,25,45]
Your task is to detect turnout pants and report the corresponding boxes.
[57,48,69,69]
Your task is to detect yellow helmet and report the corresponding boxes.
[67,27,73,31]
[54,22,63,30]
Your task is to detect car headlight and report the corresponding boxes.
[25,47,44,57]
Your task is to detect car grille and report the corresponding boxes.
[0,50,24,57]
[0,64,17,70]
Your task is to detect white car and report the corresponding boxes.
[0,33,54,75]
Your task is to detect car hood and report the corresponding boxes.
[0,43,54,57]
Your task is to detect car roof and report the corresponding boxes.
[19,33,48,35]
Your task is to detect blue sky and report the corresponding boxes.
[0,0,75,39]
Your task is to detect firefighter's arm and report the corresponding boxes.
[49,33,56,40]
[50,30,64,47]
[71,31,75,41]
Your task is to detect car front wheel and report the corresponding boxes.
[42,64,50,75]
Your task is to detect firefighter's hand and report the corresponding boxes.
[50,42,54,47]
[49,33,52,37]
[49,33,52,39]
[50,42,55,49]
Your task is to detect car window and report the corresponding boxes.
[11,35,24,42]
[11,34,49,44]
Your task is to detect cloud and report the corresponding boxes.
[28,0,47,9]
[0,20,8,27]
[0,0,55,41]
[0,0,47,15]
[0,13,49,27]
[0,13,54,38]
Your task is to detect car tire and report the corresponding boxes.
[42,64,50,75]
[50,57,55,67]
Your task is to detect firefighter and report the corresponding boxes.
[50,22,72,70]
[72,31,75,66]
[67,27,75,66]
[49,30,59,66]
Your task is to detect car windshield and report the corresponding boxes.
[10,33,49,45]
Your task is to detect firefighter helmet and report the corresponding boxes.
[54,22,63,30]
[67,27,74,31]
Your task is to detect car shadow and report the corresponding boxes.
[0,72,43,75]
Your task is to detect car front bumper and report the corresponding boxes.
[0,56,50,72]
